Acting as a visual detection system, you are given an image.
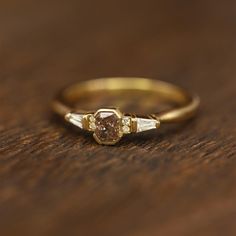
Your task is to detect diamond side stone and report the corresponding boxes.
[89,115,96,122]
[122,117,131,126]
[66,113,84,129]
[89,122,96,130]
[122,125,130,134]
[136,118,158,132]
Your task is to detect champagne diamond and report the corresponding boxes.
[94,109,122,144]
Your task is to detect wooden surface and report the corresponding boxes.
[0,1,236,235]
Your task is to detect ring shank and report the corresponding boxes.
[52,77,200,123]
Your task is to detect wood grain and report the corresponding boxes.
[0,0,236,235]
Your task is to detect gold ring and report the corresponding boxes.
[52,77,200,145]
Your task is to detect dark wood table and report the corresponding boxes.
[0,1,235,235]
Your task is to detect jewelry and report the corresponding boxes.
[52,77,200,145]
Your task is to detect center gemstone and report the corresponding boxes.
[94,109,122,144]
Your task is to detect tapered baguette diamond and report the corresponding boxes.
[136,118,159,132]
[65,113,84,129]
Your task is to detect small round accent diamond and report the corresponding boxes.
[122,125,130,134]
[89,122,96,130]
[89,115,96,122]
[122,117,131,126]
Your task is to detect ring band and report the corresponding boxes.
[52,77,200,145]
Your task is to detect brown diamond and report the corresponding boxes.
[94,109,122,144]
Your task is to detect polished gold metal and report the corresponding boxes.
[52,77,200,145]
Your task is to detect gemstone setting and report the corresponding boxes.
[93,109,123,145]
[65,109,160,145]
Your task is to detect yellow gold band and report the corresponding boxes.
[52,77,200,145]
